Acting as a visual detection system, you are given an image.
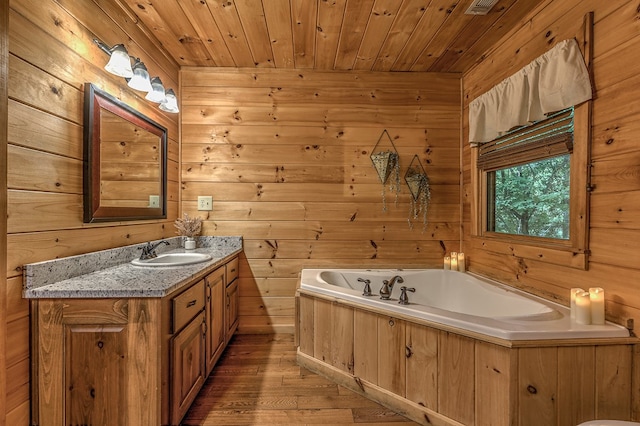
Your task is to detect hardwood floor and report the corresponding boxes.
[182,334,419,425]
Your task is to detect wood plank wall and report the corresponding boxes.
[5,0,179,423]
[180,68,461,334]
[462,1,640,333]
[1,1,9,425]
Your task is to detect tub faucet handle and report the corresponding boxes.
[398,286,415,305]
[357,278,372,296]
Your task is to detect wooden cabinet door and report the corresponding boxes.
[405,322,438,410]
[205,266,225,375]
[33,299,161,426]
[171,311,206,425]
[225,278,239,342]
[377,316,406,397]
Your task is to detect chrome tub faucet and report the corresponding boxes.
[379,275,404,300]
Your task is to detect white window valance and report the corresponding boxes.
[469,39,592,144]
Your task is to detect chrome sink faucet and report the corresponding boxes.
[138,240,170,260]
[379,275,404,300]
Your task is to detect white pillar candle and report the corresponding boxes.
[589,287,605,325]
[570,288,584,319]
[457,252,466,272]
[575,291,591,325]
[443,256,451,270]
[450,255,458,271]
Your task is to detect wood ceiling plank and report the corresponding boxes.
[262,0,295,68]
[315,0,347,69]
[410,0,475,71]
[116,0,198,65]
[391,0,456,71]
[205,0,255,67]
[353,0,402,71]
[291,0,317,68]
[98,0,179,83]
[234,0,275,67]
[176,0,236,67]
[448,0,553,73]
[371,0,430,71]
[428,0,518,72]
[334,0,375,70]
[118,0,208,66]
[109,0,550,73]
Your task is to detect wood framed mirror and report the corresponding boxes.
[83,83,167,223]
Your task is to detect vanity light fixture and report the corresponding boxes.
[93,38,179,114]
[93,39,134,78]
[145,77,166,103]
[127,58,153,92]
[159,89,179,113]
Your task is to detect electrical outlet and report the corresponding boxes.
[149,195,160,208]
[197,196,213,211]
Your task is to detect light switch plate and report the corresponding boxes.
[197,196,213,211]
[149,195,160,208]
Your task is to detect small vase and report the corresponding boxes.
[184,237,196,250]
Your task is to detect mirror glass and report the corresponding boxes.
[83,83,167,222]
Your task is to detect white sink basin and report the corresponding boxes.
[131,252,212,267]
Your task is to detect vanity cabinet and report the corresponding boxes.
[31,298,162,426]
[225,257,239,342]
[205,266,225,375]
[31,255,240,426]
[170,279,206,425]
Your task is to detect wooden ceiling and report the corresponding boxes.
[120,0,542,73]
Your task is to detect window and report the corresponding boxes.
[472,104,590,268]
[488,155,570,239]
[468,38,592,269]
[480,108,573,240]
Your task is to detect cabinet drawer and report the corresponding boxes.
[173,279,205,333]
[226,257,239,284]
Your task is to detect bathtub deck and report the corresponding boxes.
[182,334,419,425]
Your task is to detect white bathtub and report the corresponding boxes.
[299,268,630,341]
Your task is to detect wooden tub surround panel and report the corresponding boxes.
[297,292,638,426]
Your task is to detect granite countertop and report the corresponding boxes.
[23,236,242,299]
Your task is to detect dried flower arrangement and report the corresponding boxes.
[174,213,202,238]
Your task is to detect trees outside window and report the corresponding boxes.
[488,155,570,239]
